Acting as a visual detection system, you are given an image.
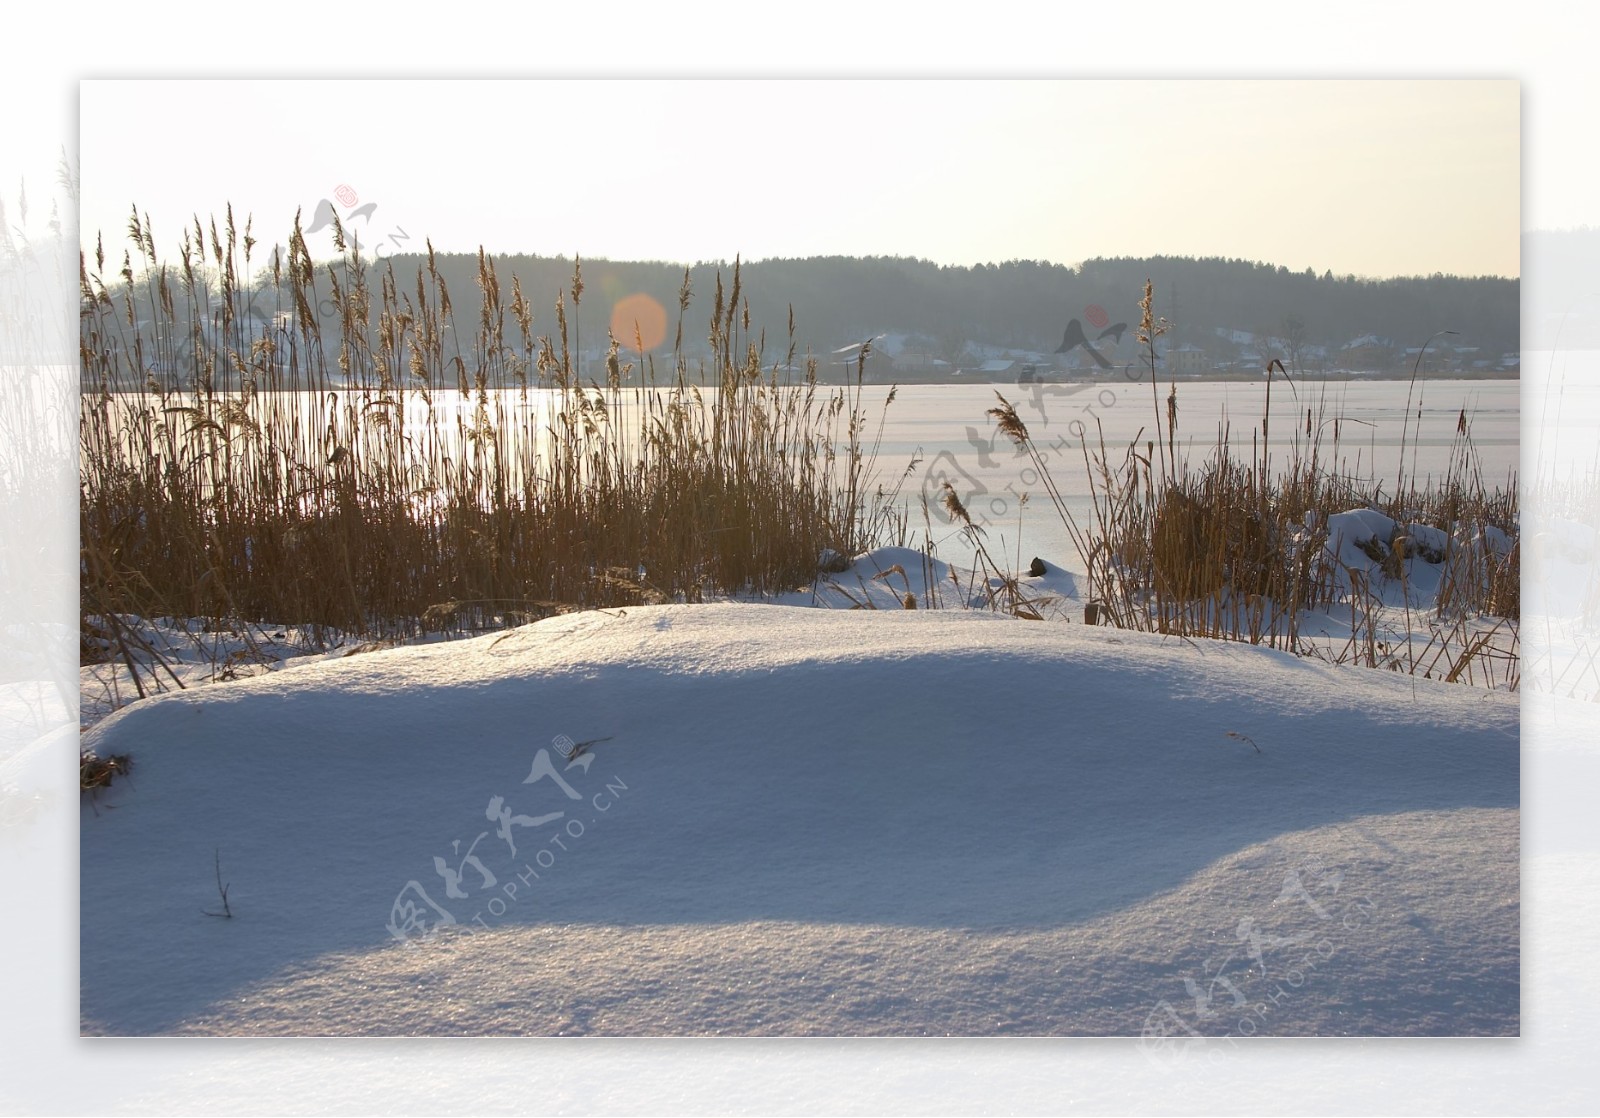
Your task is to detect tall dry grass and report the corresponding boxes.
[982,280,1519,686]
[80,207,897,648]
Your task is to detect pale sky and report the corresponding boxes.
[80,79,1519,278]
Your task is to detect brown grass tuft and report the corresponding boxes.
[79,206,903,646]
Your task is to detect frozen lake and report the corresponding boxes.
[859,376,1520,571]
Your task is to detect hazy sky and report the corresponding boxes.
[80,79,1519,278]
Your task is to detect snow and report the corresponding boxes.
[78,615,374,729]
[778,545,1081,617]
[81,601,1517,1037]
[1272,510,1520,685]
[75,548,1091,733]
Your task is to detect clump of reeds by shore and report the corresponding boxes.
[80,207,899,655]
[980,280,1519,687]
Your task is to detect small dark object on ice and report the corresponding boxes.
[553,735,614,761]
[568,736,613,759]
[80,751,133,792]
[81,751,135,815]
[1027,556,1047,578]
[1226,731,1263,754]
[204,848,233,918]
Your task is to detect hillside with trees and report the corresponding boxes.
[90,245,1522,388]
[372,251,1518,376]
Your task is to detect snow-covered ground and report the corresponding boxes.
[80,599,1517,1036]
[78,616,425,729]
[79,507,1519,734]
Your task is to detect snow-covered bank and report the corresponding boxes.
[78,615,429,729]
[80,604,1517,1036]
[78,509,1520,734]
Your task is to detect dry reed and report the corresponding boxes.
[983,283,1519,686]
[80,208,899,651]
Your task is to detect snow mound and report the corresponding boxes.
[777,545,1082,617]
[1321,508,1515,611]
[80,604,1517,1036]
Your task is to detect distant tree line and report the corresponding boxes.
[370,251,1519,364]
[92,240,1528,389]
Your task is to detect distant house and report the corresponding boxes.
[829,338,895,377]
[1401,342,1468,372]
[1339,334,1399,371]
[1166,343,1209,375]
[975,359,1017,378]
[1213,327,1259,346]
[894,350,952,374]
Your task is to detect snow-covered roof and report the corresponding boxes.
[870,331,913,358]
[1343,334,1396,349]
[830,334,887,356]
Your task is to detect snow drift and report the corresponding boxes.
[79,604,1518,1036]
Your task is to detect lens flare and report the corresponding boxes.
[609,292,669,352]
